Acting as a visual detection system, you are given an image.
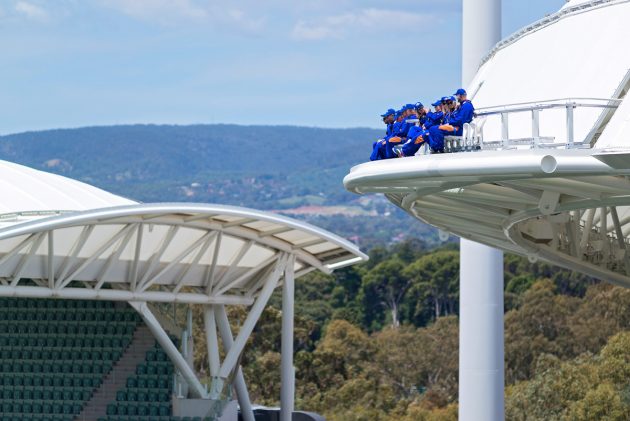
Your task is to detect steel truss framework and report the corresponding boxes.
[344,149,630,287]
[0,203,367,420]
[0,204,365,303]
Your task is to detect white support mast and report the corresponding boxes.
[459,1,504,421]
[280,254,296,421]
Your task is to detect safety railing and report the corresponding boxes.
[473,97,622,150]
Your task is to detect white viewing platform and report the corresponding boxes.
[345,0,630,287]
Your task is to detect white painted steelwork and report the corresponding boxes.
[345,149,630,286]
[345,0,630,289]
[0,203,366,304]
[0,160,367,418]
[346,3,630,420]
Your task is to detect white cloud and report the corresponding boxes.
[14,1,48,21]
[101,0,207,23]
[100,0,264,32]
[292,8,432,41]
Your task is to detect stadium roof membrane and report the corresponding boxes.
[0,160,366,305]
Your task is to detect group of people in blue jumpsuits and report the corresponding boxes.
[370,88,475,161]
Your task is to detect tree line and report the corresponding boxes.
[185,239,630,420]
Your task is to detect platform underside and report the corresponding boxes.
[344,149,630,287]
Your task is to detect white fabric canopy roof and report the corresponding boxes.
[0,160,366,304]
[469,0,630,146]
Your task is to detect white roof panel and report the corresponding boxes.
[0,160,135,216]
[0,161,367,304]
[470,0,630,145]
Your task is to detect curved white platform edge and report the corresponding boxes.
[344,149,630,287]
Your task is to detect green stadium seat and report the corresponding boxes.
[136,363,147,375]
[107,403,117,415]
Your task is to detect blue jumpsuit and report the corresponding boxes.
[423,111,444,130]
[428,101,474,152]
[370,122,394,161]
[400,111,443,156]
[385,117,414,159]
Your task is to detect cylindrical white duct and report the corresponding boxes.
[460,1,504,421]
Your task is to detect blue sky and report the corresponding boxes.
[0,0,566,134]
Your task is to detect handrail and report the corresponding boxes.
[476,97,621,116]
[470,97,622,150]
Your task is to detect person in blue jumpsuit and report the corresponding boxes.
[385,105,416,158]
[428,90,474,152]
[415,102,427,126]
[400,103,426,157]
[423,99,444,131]
[370,108,396,161]
[399,99,445,156]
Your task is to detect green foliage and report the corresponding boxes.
[0,124,443,248]
[181,242,630,419]
[506,332,630,420]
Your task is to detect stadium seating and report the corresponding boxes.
[101,343,175,420]
[0,297,203,421]
[0,297,140,421]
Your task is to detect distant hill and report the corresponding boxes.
[0,124,440,248]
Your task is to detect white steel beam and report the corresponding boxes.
[205,232,223,294]
[580,208,596,252]
[0,233,40,267]
[10,233,45,287]
[140,231,214,293]
[59,224,136,289]
[130,301,208,399]
[213,240,255,294]
[203,306,221,377]
[55,225,95,286]
[137,225,179,290]
[130,224,144,291]
[173,232,217,294]
[219,255,287,379]
[94,224,139,290]
[281,254,296,421]
[0,285,253,305]
[214,255,279,297]
[47,231,54,289]
[214,304,255,421]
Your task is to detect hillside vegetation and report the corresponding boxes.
[3,124,621,419]
[0,124,439,248]
[185,241,630,421]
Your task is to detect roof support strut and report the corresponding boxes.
[130,301,208,399]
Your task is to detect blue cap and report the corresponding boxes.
[454,88,467,96]
[403,103,416,111]
[441,96,451,103]
[414,102,424,110]
[431,100,442,107]
[381,108,395,118]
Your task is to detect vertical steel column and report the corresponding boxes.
[281,255,296,421]
[566,102,575,148]
[501,112,510,149]
[532,109,540,148]
[459,240,504,421]
[130,301,208,399]
[461,1,504,421]
[214,305,255,421]
[203,306,221,377]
